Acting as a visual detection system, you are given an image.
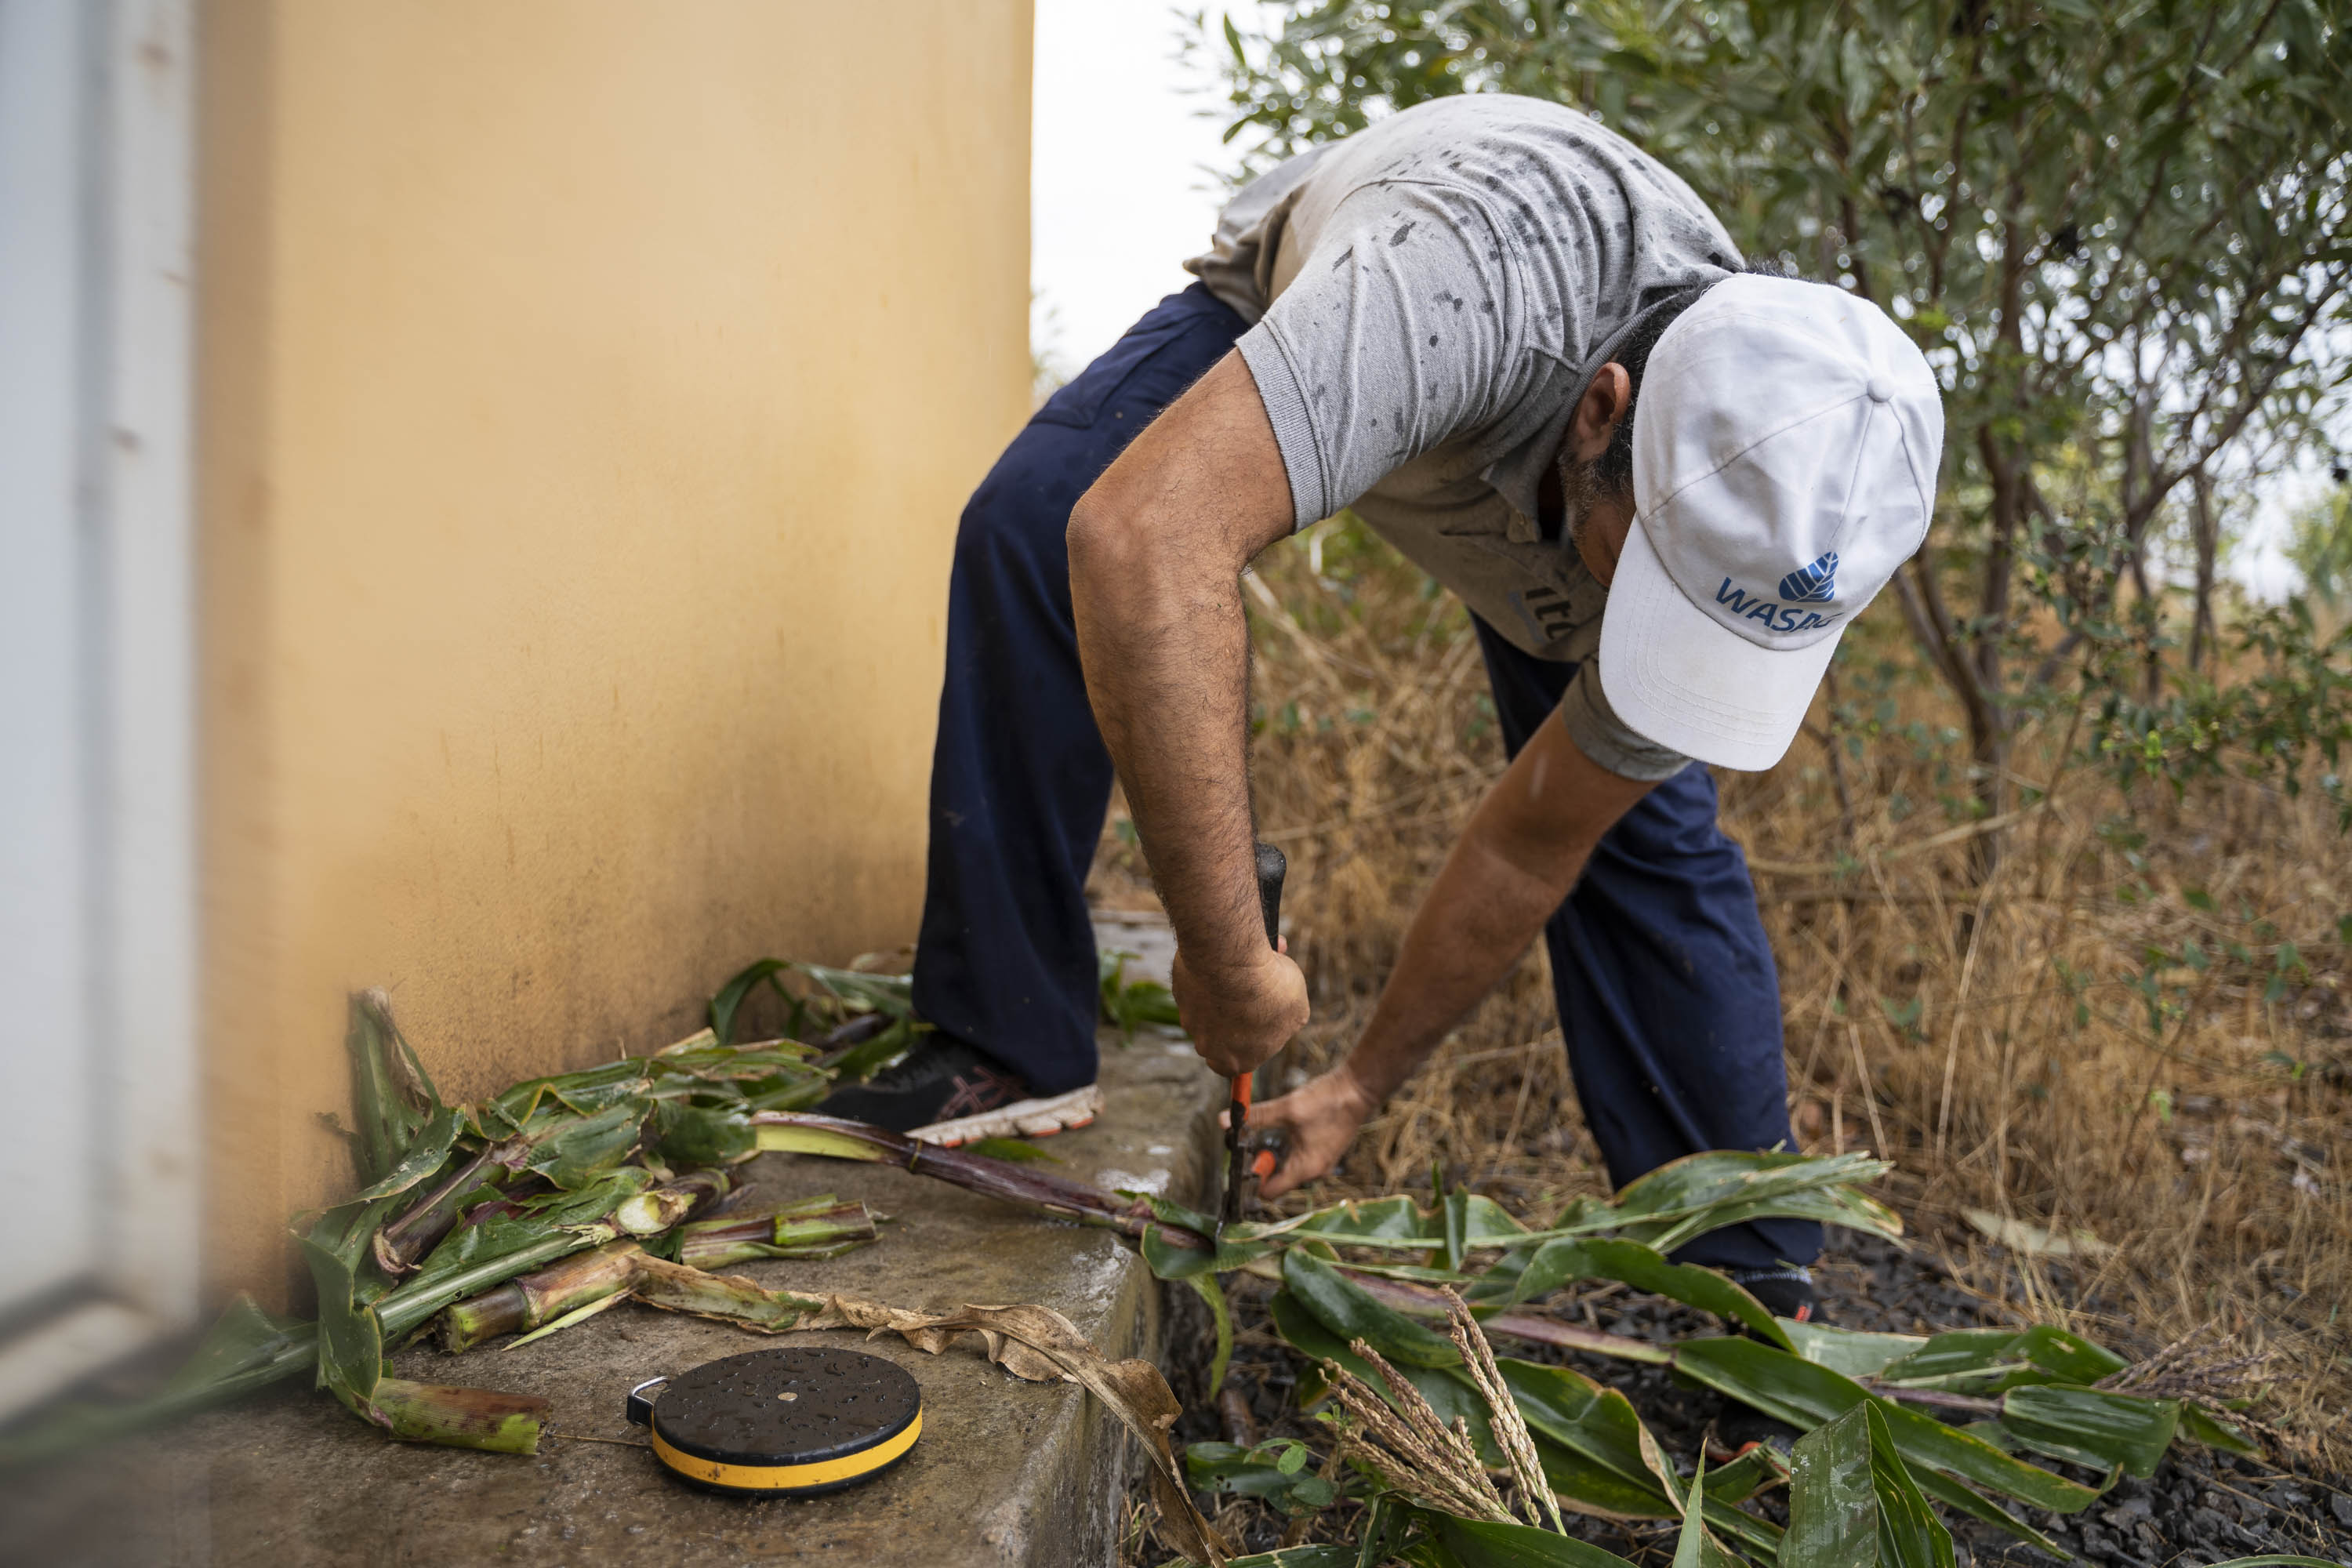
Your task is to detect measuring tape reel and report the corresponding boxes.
[626,1345,922,1497]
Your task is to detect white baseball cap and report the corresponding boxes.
[1598,274,1944,771]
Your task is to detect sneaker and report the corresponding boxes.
[814,1036,1102,1147]
[1726,1267,1817,1323]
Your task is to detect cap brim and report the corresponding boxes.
[1597,518,1840,772]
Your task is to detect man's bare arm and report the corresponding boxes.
[1250,714,1657,1196]
[1066,351,1308,1076]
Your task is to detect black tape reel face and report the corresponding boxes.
[630,1346,923,1497]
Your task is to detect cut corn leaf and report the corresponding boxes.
[1704,1446,1789,1505]
[1624,1185,1906,1255]
[1780,1320,1927,1379]
[2179,1403,2261,1455]
[1671,1450,1711,1568]
[403,1170,649,1298]
[1864,1403,1957,1568]
[1610,1152,1896,1228]
[1269,1291,1498,1460]
[1497,1359,1781,1555]
[346,991,445,1185]
[1669,1338,2099,1522]
[1283,1247,1461,1370]
[1877,1325,2126,1393]
[1223,1546,1358,1567]
[1142,1220,1274,1280]
[1189,1273,1236,1398]
[1475,1238,1790,1349]
[1996,1385,2179,1478]
[648,1101,755,1167]
[1788,1403,1955,1568]
[348,1107,462,1204]
[522,1102,647,1189]
[1789,1405,1878,1568]
[710,957,797,1044]
[1417,1512,1642,1568]
[824,1016,923,1083]
[481,1062,654,1135]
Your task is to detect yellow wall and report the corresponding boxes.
[197,1,1032,1297]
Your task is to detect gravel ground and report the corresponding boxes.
[1152,1226,2352,1566]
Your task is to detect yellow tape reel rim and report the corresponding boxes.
[652,1408,922,1494]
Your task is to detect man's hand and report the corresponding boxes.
[1172,942,1308,1078]
[1242,1064,1380,1199]
[1067,352,1304,1074]
[1237,718,1657,1200]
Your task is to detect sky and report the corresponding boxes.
[1025,3,2321,595]
[1029,0,1236,383]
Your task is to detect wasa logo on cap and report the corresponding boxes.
[1778,550,1839,603]
[1715,549,1843,636]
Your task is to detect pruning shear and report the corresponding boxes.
[1221,842,1290,1232]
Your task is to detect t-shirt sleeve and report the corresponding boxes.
[1559,661,1691,782]
[1235,182,1531,529]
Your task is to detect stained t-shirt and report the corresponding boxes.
[1185,94,1743,780]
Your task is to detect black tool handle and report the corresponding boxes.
[1223,842,1288,1226]
[1254,842,1287,950]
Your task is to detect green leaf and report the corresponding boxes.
[2179,1403,2261,1455]
[647,1101,754,1167]
[1283,1247,1461,1369]
[299,1228,386,1417]
[1481,1237,1790,1348]
[1269,1291,1496,1454]
[346,992,443,1187]
[1417,1512,1641,1568]
[1670,1338,2101,1515]
[1225,1547,1359,1568]
[1997,1385,2180,1478]
[347,1106,461,1204]
[1788,1403,1956,1568]
[1866,1404,1956,1568]
[710,957,792,1045]
[823,1016,923,1082]
[1780,1319,1927,1378]
[1188,1272,1236,1399]
[1671,1450,1712,1568]
[522,1102,647,1189]
[1789,1407,1878,1568]
[158,1294,310,1401]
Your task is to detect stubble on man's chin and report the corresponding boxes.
[1559,456,1608,557]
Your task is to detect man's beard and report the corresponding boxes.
[1557,452,1609,556]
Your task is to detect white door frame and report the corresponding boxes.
[0,0,199,1417]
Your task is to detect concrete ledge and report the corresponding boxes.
[3,1024,1225,1566]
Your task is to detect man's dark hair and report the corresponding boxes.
[1592,278,1720,498]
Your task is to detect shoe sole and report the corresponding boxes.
[909,1084,1105,1148]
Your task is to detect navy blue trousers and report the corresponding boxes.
[913,284,1817,1274]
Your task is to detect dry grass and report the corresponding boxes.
[1088,517,2352,1468]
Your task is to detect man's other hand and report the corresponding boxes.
[1172,942,1308,1078]
[1240,1065,1378,1199]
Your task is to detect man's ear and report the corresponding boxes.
[1568,363,1632,464]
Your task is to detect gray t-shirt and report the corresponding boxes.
[1186,94,1742,780]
